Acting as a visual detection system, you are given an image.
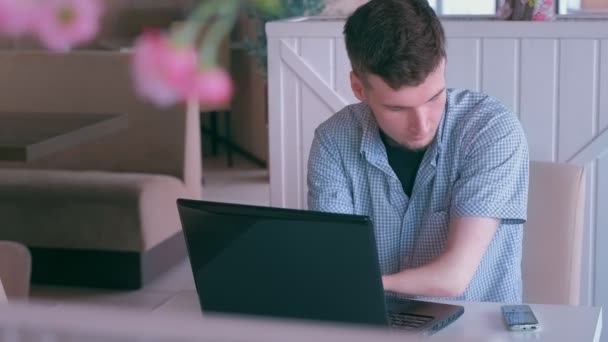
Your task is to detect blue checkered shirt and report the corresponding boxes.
[307,89,529,303]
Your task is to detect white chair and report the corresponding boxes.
[0,279,5,303]
[523,161,585,305]
[0,240,31,300]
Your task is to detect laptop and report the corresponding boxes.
[176,199,464,334]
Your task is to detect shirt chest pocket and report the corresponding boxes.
[411,210,450,267]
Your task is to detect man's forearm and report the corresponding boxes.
[382,216,500,298]
[382,254,470,298]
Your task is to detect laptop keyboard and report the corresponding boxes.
[388,312,433,330]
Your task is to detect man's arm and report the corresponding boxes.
[383,216,500,297]
[307,129,354,213]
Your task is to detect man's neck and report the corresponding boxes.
[379,130,401,148]
[379,130,427,154]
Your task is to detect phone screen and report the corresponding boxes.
[503,311,538,325]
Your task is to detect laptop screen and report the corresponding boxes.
[177,199,389,326]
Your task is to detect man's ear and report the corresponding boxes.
[350,71,366,102]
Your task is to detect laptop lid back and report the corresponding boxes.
[177,199,388,326]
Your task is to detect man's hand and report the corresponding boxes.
[382,216,500,297]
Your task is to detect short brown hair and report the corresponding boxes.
[343,0,446,89]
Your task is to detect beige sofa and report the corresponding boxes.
[0,51,201,289]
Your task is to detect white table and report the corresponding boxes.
[0,292,600,342]
[153,290,603,342]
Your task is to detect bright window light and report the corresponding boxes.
[441,0,496,15]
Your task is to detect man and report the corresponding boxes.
[307,0,529,303]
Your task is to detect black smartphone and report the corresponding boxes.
[501,305,540,331]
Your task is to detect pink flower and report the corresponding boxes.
[194,68,233,109]
[34,0,103,51]
[532,12,547,21]
[0,0,39,35]
[132,30,234,108]
[132,30,199,107]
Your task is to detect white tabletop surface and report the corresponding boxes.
[152,290,603,342]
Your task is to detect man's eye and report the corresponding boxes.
[430,90,445,102]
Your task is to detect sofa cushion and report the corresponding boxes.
[0,169,188,252]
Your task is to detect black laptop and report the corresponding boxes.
[176,199,464,334]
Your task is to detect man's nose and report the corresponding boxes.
[410,110,430,135]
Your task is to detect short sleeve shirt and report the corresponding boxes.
[307,89,529,303]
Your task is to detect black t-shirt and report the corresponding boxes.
[380,131,426,197]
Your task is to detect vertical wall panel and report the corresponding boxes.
[520,39,558,162]
[596,156,608,309]
[335,38,358,105]
[300,38,336,207]
[446,39,481,91]
[558,39,598,162]
[267,36,285,207]
[600,40,608,132]
[580,161,597,308]
[482,38,518,114]
[280,38,303,209]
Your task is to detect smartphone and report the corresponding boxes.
[501,305,540,331]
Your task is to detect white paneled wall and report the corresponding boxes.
[482,39,519,112]
[520,38,558,161]
[445,38,481,92]
[602,40,608,132]
[267,18,608,332]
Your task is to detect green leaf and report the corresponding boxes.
[252,0,284,16]
[241,0,326,77]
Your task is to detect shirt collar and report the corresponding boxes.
[359,104,383,163]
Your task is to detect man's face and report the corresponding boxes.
[350,61,447,151]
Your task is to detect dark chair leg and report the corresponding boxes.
[210,111,219,156]
[225,110,233,167]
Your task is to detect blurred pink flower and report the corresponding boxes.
[534,0,554,21]
[532,12,547,20]
[194,68,233,109]
[132,30,234,108]
[132,30,199,107]
[0,0,38,35]
[35,0,103,51]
